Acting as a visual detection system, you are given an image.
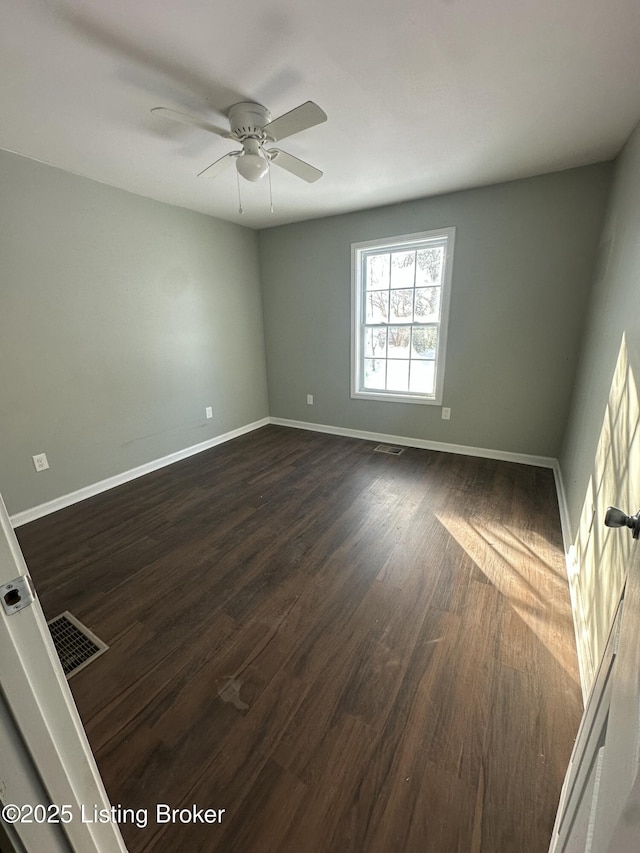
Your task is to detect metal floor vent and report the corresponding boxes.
[47,611,108,678]
[373,444,405,456]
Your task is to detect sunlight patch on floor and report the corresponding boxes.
[436,510,580,682]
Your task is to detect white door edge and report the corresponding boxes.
[0,492,127,852]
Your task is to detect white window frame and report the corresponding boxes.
[351,227,455,405]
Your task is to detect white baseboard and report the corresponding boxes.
[10,418,270,528]
[552,461,573,553]
[269,416,558,469]
[12,415,558,527]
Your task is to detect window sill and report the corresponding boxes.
[351,389,443,406]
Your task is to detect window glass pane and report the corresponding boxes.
[387,360,410,391]
[389,289,414,323]
[366,254,390,290]
[414,287,441,323]
[390,251,415,289]
[412,326,438,359]
[365,328,387,358]
[409,360,435,394]
[365,290,389,323]
[416,247,444,286]
[387,326,411,358]
[364,358,386,389]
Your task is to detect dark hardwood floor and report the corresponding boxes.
[16,425,583,852]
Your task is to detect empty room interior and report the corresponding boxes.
[3,2,640,852]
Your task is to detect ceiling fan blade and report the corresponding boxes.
[151,107,230,137]
[197,151,240,178]
[262,101,327,142]
[268,149,323,183]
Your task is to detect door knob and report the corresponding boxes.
[605,506,640,539]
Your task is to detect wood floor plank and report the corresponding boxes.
[366,759,477,853]
[479,661,560,852]
[280,714,379,853]
[86,612,238,753]
[214,758,307,853]
[327,605,452,852]
[15,425,582,852]
[423,581,502,787]
[143,668,309,852]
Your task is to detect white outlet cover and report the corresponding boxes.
[307,395,314,405]
[442,407,451,420]
[32,453,49,471]
[205,407,213,419]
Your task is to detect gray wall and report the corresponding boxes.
[258,165,611,457]
[0,151,268,515]
[559,120,640,687]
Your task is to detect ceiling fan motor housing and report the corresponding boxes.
[228,102,272,139]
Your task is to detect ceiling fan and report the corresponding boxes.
[151,100,327,183]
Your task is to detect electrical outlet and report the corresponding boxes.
[441,407,451,420]
[205,406,213,419]
[32,453,49,472]
[307,394,314,405]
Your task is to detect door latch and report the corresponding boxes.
[1,576,36,615]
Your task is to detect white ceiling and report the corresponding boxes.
[3,0,640,230]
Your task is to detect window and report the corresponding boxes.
[351,228,455,405]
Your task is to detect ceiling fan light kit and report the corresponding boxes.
[234,138,269,182]
[152,99,327,196]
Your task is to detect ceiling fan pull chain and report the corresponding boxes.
[268,158,274,214]
[236,168,243,214]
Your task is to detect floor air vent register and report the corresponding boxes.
[373,444,405,455]
[47,611,109,678]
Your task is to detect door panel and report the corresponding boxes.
[551,600,620,852]
[550,509,640,852]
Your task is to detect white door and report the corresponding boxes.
[549,506,640,852]
[0,492,127,853]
